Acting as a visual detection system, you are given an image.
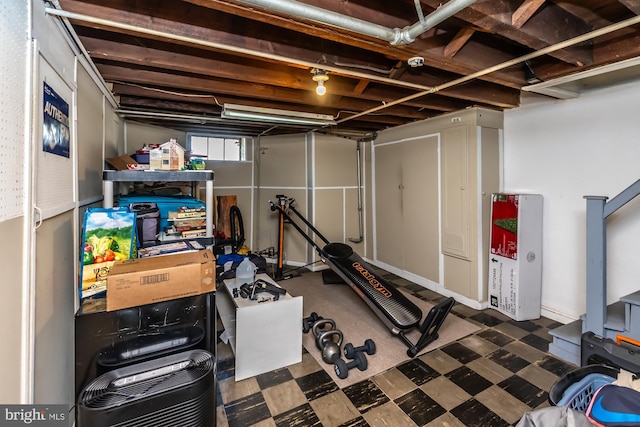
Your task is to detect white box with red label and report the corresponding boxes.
[488,193,543,321]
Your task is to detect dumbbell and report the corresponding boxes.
[302,312,323,333]
[343,339,376,359]
[334,352,368,379]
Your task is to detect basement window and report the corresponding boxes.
[187,135,246,161]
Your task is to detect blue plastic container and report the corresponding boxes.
[557,372,615,412]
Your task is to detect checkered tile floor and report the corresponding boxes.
[215,271,577,427]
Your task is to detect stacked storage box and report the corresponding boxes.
[117,194,205,233]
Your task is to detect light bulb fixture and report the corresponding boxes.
[311,68,329,96]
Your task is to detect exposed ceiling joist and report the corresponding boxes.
[51,0,640,136]
[512,0,546,29]
[444,27,476,58]
[619,0,640,14]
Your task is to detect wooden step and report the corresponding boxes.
[581,300,626,334]
[621,290,640,341]
[549,320,582,365]
[548,342,580,366]
[620,290,640,306]
[550,295,640,365]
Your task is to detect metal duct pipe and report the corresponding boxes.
[402,0,477,43]
[233,0,477,45]
[348,140,363,244]
[235,0,395,42]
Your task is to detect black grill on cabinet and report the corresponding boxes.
[77,350,215,427]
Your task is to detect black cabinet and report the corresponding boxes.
[74,292,216,399]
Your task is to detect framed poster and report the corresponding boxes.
[43,81,70,158]
[36,54,75,220]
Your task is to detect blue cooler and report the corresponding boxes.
[116,195,205,232]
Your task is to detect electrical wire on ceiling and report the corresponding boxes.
[335,109,390,118]
[116,109,222,123]
[319,54,397,75]
[112,81,224,106]
[331,60,397,75]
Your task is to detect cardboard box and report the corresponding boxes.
[488,194,543,321]
[106,249,216,311]
[106,155,148,171]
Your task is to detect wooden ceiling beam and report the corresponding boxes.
[83,35,518,109]
[59,0,528,89]
[532,28,640,80]
[102,65,441,120]
[419,0,593,66]
[444,28,476,58]
[81,36,304,87]
[111,82,440,120]
[512,0,547,29]
[187,0,530,87]
[352,80,370,96]
[619,0,640,14]
[119,96,410,126]
[121,96,406,128]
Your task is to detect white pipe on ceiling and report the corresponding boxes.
[232,0,477,45]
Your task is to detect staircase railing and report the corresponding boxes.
[584,178,640,336]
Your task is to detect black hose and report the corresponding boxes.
[229,205,245,251]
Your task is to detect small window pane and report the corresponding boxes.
[187,134,246,161]
[191,136,208,156]
[208,137,224,160]
[225,139,240,161]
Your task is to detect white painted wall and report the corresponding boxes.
[503,80,640,323]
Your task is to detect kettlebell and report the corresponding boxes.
[316,329,343,364]
[311,319,336,348]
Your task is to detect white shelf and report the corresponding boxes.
[216,273,303,381]
[102,169,214,246]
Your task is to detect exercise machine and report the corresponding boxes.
[269,195,455,357]
[273,195,289,281]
